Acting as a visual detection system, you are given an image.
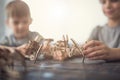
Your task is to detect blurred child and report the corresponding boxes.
[83,0,120,61]
[0,0,43,47]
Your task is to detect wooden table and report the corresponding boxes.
[5,58,120,80]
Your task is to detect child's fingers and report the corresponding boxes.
[86,50,105,58]
[83,45,104,55]
[89,54,106,60]
[83,40,102,50]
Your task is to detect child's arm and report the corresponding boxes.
[110,48,120,60]
[83,40,120,61]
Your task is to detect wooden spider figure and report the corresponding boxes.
[51,35,85,62]
[23,36,42,61]
[42,39,54,54]
[70,39,85,63]
[33,38,54,61]
[50,35,71,61]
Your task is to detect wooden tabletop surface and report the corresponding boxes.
[3,58,120,80]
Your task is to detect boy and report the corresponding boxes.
[83,0,120,61]
[0,0,43,47]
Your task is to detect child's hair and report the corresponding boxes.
[6,0,31,18]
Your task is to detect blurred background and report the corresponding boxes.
[0,0,107,42]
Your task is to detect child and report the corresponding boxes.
[0,0,43,47]
[83,0,120,61]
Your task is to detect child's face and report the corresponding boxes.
[100,0,120,19]
[7,16,32,39]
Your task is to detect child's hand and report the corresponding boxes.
[0,45,15,54]
[16,44,27,55]
[83,40,112,60]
